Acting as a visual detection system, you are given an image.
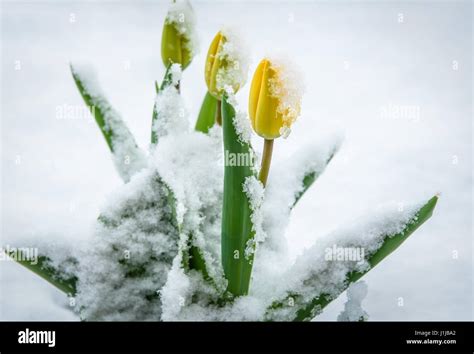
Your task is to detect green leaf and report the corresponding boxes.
[160,179,213,284]
[195,92,218,134]
[70,65,113,151]
[154,80,160,94]
[7,251,77,295]
[70,64,145,182]
[266,195,439,321]
[221,96,257,297]
[292,147,338,209]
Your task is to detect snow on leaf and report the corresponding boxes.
[76,169,179,320]
[250,133,343,296]
[70,62,147,183]
[264,196,437,321]
[152,65,190,142]
[152,129,225,292]
[243,176,265,259]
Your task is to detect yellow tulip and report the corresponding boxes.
[249,58,301,140]
[249,58,302,186]
[205,31,244,99]
[205,31,226,98]
[161,20,192,69]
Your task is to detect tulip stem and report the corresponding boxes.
[258,139,274,187]
[216,99,222,126]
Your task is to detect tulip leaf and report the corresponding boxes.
[292,144,340,209]
[221,96,257,296]
[6,250,77,295]
[265,195,438,321]
[195,92,218,134]
[160,178,214,285]
[154,80,160,94]
[178,232,220,292]
[71,65,113,151]
[70,64,146,182]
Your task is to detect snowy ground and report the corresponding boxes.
[0,0,472,321]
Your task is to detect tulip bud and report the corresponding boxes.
[161,22,192,69]
[205,30,248,99]
[205,32,225,98]
[249,58,302,139]
[161,0,197,70]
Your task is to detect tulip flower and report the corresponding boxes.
[161,0,196,70]
[161,22,192,69]
[204,30,248,125]
[204,31,225,125]
[249,58,302,185]
[205,31,226,99]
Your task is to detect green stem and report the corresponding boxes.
[194,92,218,133]
[215,99,222,126]
[258,139,274,186]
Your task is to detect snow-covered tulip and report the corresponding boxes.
[249,58,303,185]
[161,0,196,70]
[205,30,248,99]
[205,31,226,98]
[249,58,302,140]
[161,21,192,69]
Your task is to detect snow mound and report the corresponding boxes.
[337,281,369,322]
[75,169,179,320]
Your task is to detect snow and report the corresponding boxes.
[242,176,265,258]
[266,56,305,137]
[159,235,192,321]
[152,65,189,140]
[215,27,250,96]
[225,89,254,146]
[151,77,225,287]
[75,169,179,320]
[337,281,369,322]
[169,63,183,86]
[152,129,225,287]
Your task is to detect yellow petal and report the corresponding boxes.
[249,59,266,130]
[161,22,183,67]
[205,32,223,90]
[255,61,283,139]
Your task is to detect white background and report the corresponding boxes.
[1,0,472,320]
